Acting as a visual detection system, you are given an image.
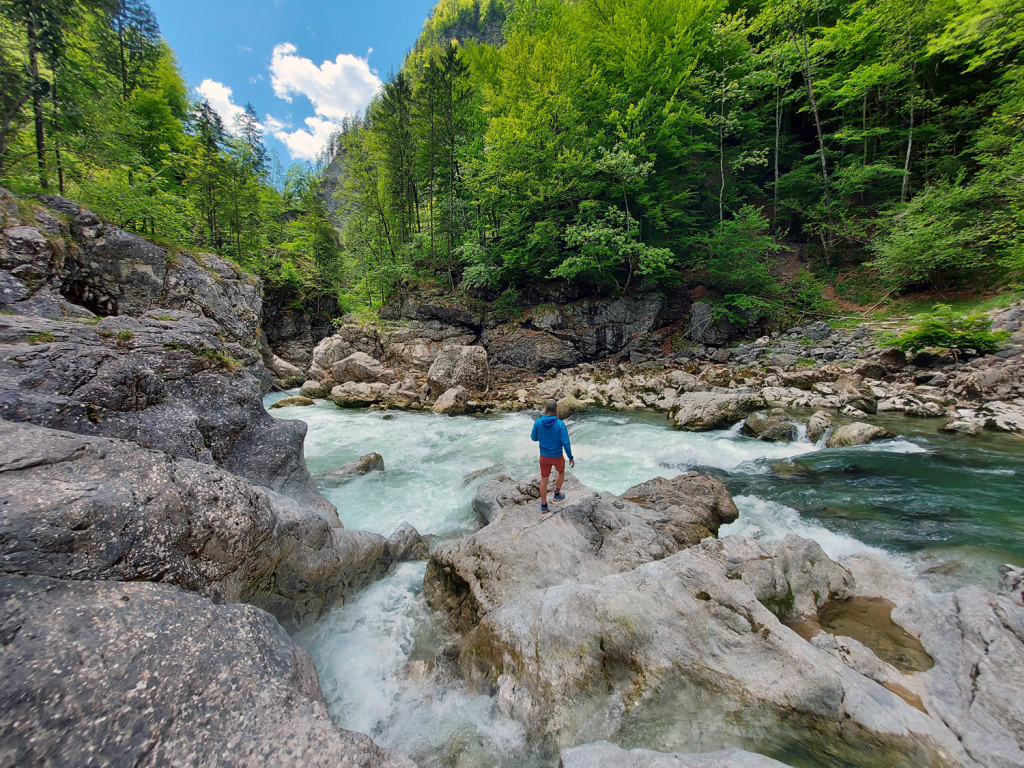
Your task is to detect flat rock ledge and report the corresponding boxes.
[424,472,738,633]
[0,574,414,768]
[423,474,1024,767]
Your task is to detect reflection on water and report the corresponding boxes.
[268,395,1024,767]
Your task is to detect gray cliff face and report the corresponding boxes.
[0,575,415,768]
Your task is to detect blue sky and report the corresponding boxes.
[150,0,438,163]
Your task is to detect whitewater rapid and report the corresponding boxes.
[269,398,1022,766]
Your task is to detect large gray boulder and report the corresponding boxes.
[427,344,489,394]
[561,743,789,768]
[669,392,766,431]
[740,409,799,442]
[333,351,395,384]
[317,452,385,487]
[0,419,403,628]
[424,472,738,632]
[0,312,332,518]
[0,574,414,768]
[825,422,896,448]
[454,536,1024,765]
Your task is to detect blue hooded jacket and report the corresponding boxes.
[531,414,573,460]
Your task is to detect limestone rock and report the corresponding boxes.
[1000,564,1024,603]
[433,385,470,415]
[330,381,389,408]
[879,348,908,370]
[0,419,394,628]
[556,395,586,419]
[427,345,489,394]
[669,392,765,431]
[806,410,834,443]
[270,396,315,409]
[740,410,799,442]
[825,422,896,448]
[387,522,430,563]
[318,452,385,487]
[424,472,738,632]
[0,312,331,518]
[299,379,333,399]
[940,420,982,436]
[0,574,415,768]
[333,350,394,384]
[561,743,789,768]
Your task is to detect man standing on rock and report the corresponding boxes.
[531,399,575,513]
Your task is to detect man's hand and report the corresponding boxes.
[569,458,575,468]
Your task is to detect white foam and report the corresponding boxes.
[294,563,529,764]
[722,495,889,561]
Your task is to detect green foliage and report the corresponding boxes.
[888,304,1010,354]
[28,332,55,344]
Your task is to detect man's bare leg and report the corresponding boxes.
[555,469,565,496]
[539,472,549,506]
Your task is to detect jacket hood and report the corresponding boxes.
[541,414,558,425]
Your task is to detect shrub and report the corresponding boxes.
[887,304,1010,356]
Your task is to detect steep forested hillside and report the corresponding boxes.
[329,0,1024,322]
[1,0,1021,326]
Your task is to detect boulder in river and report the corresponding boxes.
[433,385,471,415]
[1000,563,1024,603]
[427,344,489,394]
[669,391,765,431]
[825,422,896,448]
[741,409,799,442]
[0,574,415,768]
[270,395,315,409]
[300,378,333,398]
[318,452,385,487]
[806,410,834,443]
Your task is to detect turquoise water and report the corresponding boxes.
[268,393,1024,767]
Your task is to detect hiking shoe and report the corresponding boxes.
[553,491,565,502]
[541,503,550,513]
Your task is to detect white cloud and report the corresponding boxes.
[263,115,291,134]
[197,79,246,133]
[267,42,381,160]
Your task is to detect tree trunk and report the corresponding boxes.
[795,21,831,250]
[774,80,781,231]
[28,16,48,190]
[901,62,916,203]
[53,66,64,195]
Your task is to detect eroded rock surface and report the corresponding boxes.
[0,419,408,627]
[0,574,415,768]
[424,472,738,633]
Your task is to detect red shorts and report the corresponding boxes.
[539,455,565,477]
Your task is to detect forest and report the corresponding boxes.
[1,0,1022,323]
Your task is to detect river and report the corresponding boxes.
[266,394,1024,767]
